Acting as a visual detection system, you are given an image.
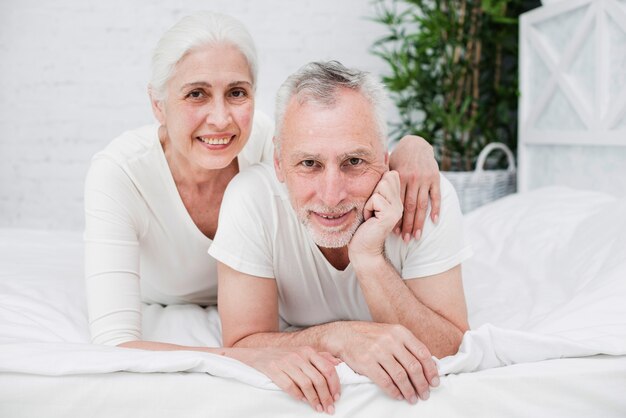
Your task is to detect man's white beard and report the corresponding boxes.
[297,202,365,248]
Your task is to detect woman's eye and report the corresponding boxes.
[186,90,205,99]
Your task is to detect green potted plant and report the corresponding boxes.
[371,0,539,211]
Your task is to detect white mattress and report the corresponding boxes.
[1,186,626,417]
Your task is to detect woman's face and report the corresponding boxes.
[152,43,255,171]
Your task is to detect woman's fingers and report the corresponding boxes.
[400,181,419,242]
[429,182,441,224]
[396,170,442,241]
[412,186,431,239]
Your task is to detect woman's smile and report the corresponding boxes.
[197,134,236,148]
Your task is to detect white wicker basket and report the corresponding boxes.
[444,142,517,213]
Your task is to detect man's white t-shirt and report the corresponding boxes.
[209,163,472,329]
[84,111,274,346]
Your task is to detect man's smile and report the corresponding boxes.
[311,210,353,228]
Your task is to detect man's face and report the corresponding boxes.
[274,88,388,248]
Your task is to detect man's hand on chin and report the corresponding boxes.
[348,170,404,263]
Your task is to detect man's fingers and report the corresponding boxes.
[308,352,341,408]
[268,348,340,414]
[393,347,432,401]
[365,171,402,227]
[372,171,401,204]
[295,347,338,414]
[319,351,342,366]
[271,369,307,404]
[282,362,326,413]
[364,192,388,221]
[404,340,439,388]
[366,364,404,401]
[363,194,376,221]
[378,357,418,404]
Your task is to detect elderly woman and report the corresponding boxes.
[84,11,440,413]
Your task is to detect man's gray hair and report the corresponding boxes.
[274,61,389,151]
[149,11,258,102]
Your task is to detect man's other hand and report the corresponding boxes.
[229,346,341,414]
[349,170,403,259]
[329,321,439,404]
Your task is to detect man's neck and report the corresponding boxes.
[318,246,350,271]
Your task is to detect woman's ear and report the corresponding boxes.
[148,86,166,125]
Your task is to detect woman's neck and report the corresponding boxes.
[161,131,239,191]
[168,151,239,192]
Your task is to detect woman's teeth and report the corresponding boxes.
[199,137,231,145]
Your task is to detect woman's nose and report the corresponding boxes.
[205,99,232,129]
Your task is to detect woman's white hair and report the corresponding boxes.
[149,11,258,101]
[274,61,389,152]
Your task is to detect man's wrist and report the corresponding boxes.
[318,321,347,356]
[351,252,388,276]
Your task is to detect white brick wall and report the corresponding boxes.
[0,0,388,230]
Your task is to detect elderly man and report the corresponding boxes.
[210,61,472,411]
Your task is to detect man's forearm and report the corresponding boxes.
[232,322,347,355]
[352,255,465,358]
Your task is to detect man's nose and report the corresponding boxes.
[205,99,232,129]
[319,168,347,207]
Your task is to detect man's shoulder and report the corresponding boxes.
[386,172,471,279]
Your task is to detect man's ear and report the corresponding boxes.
[273,137,285,182]
[148,86,166,125]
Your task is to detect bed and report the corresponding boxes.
[1,186,626,417]
[3,2,626,417]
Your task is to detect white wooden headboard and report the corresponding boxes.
[518,0,626,196]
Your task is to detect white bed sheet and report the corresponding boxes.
[1,186,625,417]
[2,355,626,418]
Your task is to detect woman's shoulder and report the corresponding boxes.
[226,163,283,203]
[252,110,274,135]
[86,124,163,194]
[238,110,275,168]
[92,124,160,166]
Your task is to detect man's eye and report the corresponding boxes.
[301,160,316,167]
[347,158,362,166]
[230,89,247,98]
